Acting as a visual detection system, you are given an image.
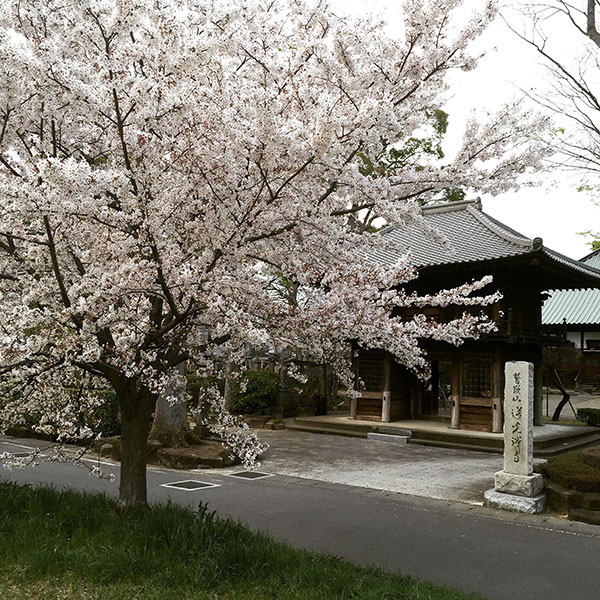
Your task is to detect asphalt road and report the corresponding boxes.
[1,437,600,600]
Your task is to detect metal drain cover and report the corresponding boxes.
[160,480,219,491]
[227,471,272,480]
[2,452,32,458]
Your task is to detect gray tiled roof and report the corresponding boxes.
[371,199,600,286]
[373,199,533,268]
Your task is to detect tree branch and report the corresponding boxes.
[587,0,600,48]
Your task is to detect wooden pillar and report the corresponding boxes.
[534,358,543,426]
[430,360,439,416]
[412,382,423,419]
[350,350,358,420]
[350,396,358,420]
[491,358,503,433]
[450,360,461,429]
[381,354,392,422]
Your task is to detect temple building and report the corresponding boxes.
[351,199,600,432]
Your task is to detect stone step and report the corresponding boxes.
[291,417,600,456]
[533,433,600,458]
[581,493,600,511]
[285,423,367,438]
[293,416,371,434]
[367,432,409,444]
[373,426,413,437]
[534,429,600,450]
[409,429,503,450]
[568,508,600,526]
[407,438,504,455]
[412,430,600,457]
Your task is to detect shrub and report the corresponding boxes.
[576,408,600,427]
[186,374,224,408]
[90,389,121,437]
[231,370,279,415]
[64,388,121,440]
[537,451,600,492]
[2,387,120,441]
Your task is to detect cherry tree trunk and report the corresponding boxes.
[118,385,156,510]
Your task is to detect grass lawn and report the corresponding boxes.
[0,482,483,600]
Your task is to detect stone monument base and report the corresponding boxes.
[484,489,546,514]
[494,471,544,497]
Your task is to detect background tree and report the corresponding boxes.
[508,1,600,246]
[148,362,188,448]
[0,0,549,508]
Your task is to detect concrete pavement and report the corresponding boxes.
[542,389,600,417]
[253,427,514,504]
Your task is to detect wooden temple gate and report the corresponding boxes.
[352,349,506,432]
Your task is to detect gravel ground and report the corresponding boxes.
[249,393,600,506]
[250,428,515,505]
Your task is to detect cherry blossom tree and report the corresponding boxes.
[0,0,550,508]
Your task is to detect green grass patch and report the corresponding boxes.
[538,451,600,492]
[0,482,482,600]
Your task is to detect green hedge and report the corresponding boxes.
[3,388,120,442]
[231,370,279,415]
[537,450,600,492]
[576,408,600,427]
[90,389,121,437]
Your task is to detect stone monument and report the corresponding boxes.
[484,361,546,514]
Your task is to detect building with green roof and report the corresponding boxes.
[542,249,600,381]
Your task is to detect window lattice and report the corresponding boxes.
[461,361,492,398]
[358,355,384,392]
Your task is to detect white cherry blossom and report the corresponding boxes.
[0,0,550,507]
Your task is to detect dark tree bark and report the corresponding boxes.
[587,0,600,48]
[117,379,157,510]
[551,368,574,421]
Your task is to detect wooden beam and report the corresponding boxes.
[350,352,358,420]
[492,358,503,433]
[460,397,493,407]
[430,360,439,416]
[381,354,392,422]
[534,357,543,426]
[450,360,460,429]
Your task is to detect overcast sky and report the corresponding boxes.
[328,0,599,260]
